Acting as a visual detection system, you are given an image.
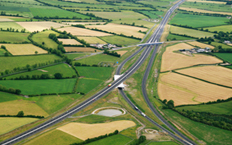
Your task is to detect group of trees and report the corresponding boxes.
[103,49,121,57]
[129,136,146,145]
[0,85,21,95]
[74,62,99,67]
[48,33,66,53]
[162,99,175,109]
[0,27,26,33]
[1,45,11,56]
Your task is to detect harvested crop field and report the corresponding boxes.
[186,0,226,4]
[2,44,47,55]
[187,41,214,49]
[58,39,82,45]
[177,66,232,88]
[64,47,100,52]
[58,27,111,37]
[179,7,232,16]
[161,43,222,71]
[159,72,232,105]
[17,22,66,32]
[86,23,147,38]
[57,120,136,140]
[77,37,106,44]
[116,51,127,56]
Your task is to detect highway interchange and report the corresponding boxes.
[1,0,195,144]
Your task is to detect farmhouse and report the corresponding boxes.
[90,43,117,49]
[179,47,211,54]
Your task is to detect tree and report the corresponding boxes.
[162,99,167,104]
[4,52,10,56]
[35,51,38,55]
[1,45,6,49]
[54,73,63,79]
[15,89,21,95]
[167,100,174,108]
[17,111,24,117]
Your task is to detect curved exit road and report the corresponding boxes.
[1,0,186,144]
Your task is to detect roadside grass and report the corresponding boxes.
[0,31,30,43]
[0,79,76,95]
[205,25,232,33]
[169,13,229,28]
[167,33,194,41]
[176,100,232,115]
[86,134,132,145]
[76,78,103,94]
[213,53,232,63]
[64,53,88,60]
[148,141,179,145]
[0,117,38,135]
[4,63,76,79]
[24,129,82,145]
[75,54,119,65]
[0,22,25,31]
[163,109,232,145]
[32,30,59,49]
[170,26,214,38]
[99,35,140,46]
[0,54,61,72]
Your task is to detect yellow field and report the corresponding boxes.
[58,27,111,37]
[160,43,222,71]
[17,22,65,32]
[186,0,226,4]
[1,44,47,55]
[64,47,100,52]
[159,72,232,105]
[77,37,106,44]
[117,51,127,56]
[0,100,49,117]
[179,7,232,16]
[0,117,38,135]
[58,39,82,45]
[177,66,232,88]
[86,23,147,39]
[228,44,232,46]
[63,22,105,25]
[57,120,136,140]
[187,41,214,49]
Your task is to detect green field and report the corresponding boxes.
[170,26,214,38]
[139,11,164,19]
[75,54,119,65]
[211,42,232,49]
[86,134,132,145]
[64,53,88,60]
[0,22,26,31]
[169,13,229,28]
[99,35,140,45]
[0,117,38,135]
[4,63,76,80]
[206,25,232,33]
[0,48,6,56]
[32,30,59,49]
[76,67,113,80]
[0,79,76,95]
[138,0,170,7]
[0,54,61,72]
[167,33,194,41]
[0,31,30,43]
[76,78,103,94]
[149,141,179,145]
[213,53,232,63]
[30,8,91,19]
[176,101,232,115]
[0,6,30,12]
[24,129,82,145]
[163,109,232,145]
[0,91,19,103]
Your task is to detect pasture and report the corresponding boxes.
[64,47,100,52]
[177,66,232,88]
[4,63,76,80]
[187,41,214,49]
[167,34,193,41]
[206,25,232,33]
[160,43,222,72]
[57,120,136,140]
[32,30,59,49]
[0,79,76,95]
[2,44,47,55]
[0,31,30,43]
[169,13,229,28]
[77,37,106,44]
[159,72,232,105]
[87,134,132,145]
[58,39,82,45]
[179,7,232,16]
[86,23,147,38]
[0,54,61,72]
[76,78,103,94]
[170,26,214,38]
[0,100,49,116]
[163,109,232,145]
[99,35,140,45]
[0,117,38,135]
[17,22,65,32]
[213,53,232,63]
[76,67,113,80]
[58,27,111,37]
[24,129,82,145]
[0,22,25,31]
[176,101,232,115]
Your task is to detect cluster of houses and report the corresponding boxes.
[179,47,211,54]
[90,43,117,49]
[224,41,231,44]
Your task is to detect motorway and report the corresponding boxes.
[1,0,189,144]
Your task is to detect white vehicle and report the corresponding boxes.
[141,112,146,117]
[134,106,138,110]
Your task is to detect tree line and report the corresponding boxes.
[0,84,21,95]
[0,111,44,119]
[103,49,121,57]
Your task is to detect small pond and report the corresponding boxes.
[97,109,122,117]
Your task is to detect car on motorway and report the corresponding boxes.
[108,84,111,87]
[134,106,138,110]
[141,112,146,117]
